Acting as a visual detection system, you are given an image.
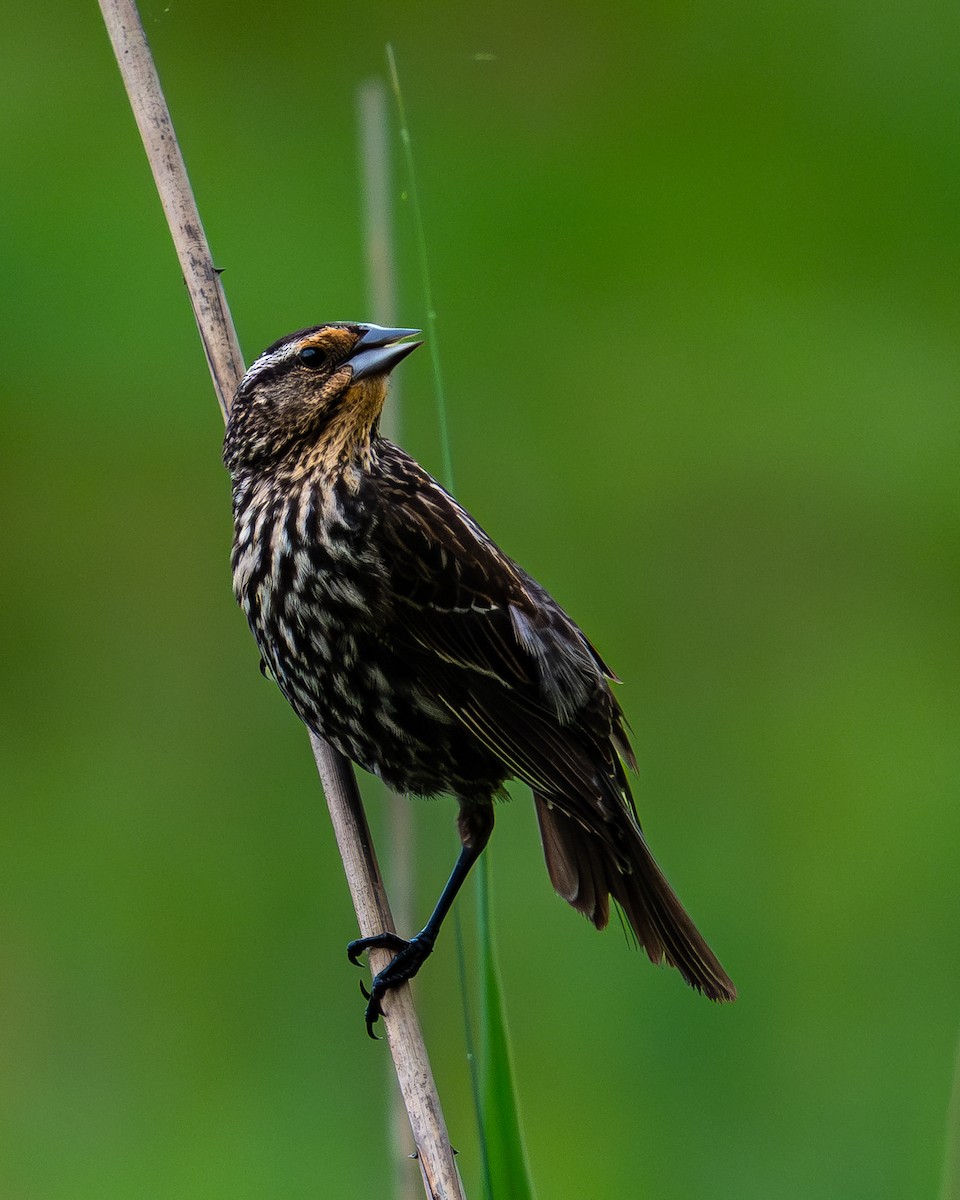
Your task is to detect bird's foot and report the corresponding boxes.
[347,930,436,1039]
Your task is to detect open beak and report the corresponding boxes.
[348,324,422,382]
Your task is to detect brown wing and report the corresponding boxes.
[368,444,636,848]
[367,445,737,1002]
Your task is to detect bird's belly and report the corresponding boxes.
[241,569,505,800]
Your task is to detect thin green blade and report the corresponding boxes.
[477,857,537,1200]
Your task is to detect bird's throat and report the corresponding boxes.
[294,377,387,480]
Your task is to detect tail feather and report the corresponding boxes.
[534,792,736,1003]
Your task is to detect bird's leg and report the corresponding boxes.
[348,800,494,1037]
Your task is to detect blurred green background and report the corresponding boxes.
[2,2,958,1197]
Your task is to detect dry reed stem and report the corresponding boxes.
[97,2,464,1196]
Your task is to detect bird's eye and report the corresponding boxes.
[298,346,328,369]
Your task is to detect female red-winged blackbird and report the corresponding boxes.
[224,322,735,1035]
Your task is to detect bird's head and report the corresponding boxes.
[223,322,421,473]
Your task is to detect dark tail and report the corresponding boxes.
[534,793,736,1003]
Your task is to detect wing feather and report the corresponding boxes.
[362,443,636,853]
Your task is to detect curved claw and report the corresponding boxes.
[359,979,371,1001]
[347,931,410,966]
[364,989,386,1039]
[349,929,437,1039]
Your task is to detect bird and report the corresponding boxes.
[223,321,736,1035]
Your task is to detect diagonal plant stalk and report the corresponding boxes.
[97,3,464,1197]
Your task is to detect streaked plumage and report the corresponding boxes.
[224,321,735,1033]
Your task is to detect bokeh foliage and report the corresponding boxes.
[1,2,958,1197]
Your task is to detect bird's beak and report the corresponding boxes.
[348,324,422,382]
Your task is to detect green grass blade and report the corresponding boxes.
[477,856,537,1200]
[386,43,454,491]
[454,906,495,1200]
[386,46,536,1199]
